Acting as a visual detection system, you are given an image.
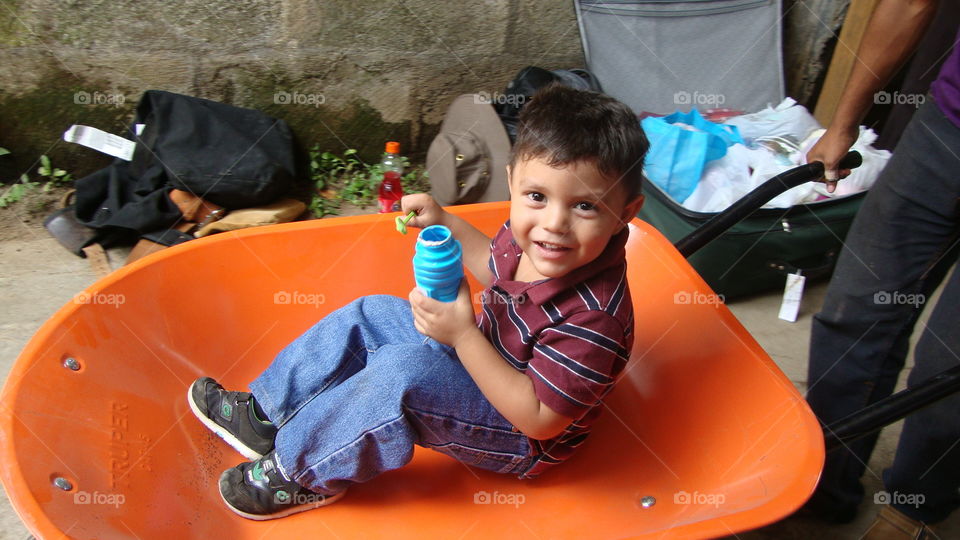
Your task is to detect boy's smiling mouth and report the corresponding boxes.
[533,241,572,258]
[534,241,569,250]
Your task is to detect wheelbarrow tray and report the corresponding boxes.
[0,202,823,539]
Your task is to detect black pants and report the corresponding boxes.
[806,98,960,524]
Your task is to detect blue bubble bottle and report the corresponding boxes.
[413,225,464,302]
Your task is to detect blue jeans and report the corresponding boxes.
[806,99,960,523]
[249,295,535,496]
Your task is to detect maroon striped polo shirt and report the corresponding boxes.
[476,221,634,479]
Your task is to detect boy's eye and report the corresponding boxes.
[575,202,596,212]
[527,192,545,202]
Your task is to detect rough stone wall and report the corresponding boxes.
[0,0,843,183]
[782,0,852,110]
[0,0,584,179]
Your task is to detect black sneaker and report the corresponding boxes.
[218,451,345,520]
[188,376,277,460]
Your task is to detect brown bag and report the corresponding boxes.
[125,190,227,265]
[194,198,306,237]
[168,189,226,224]
[126,195,307,265]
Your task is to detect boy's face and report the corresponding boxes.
[507,157,644,280]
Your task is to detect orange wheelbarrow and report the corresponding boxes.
[3,156,878,539]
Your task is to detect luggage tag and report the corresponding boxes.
[62,125,137,161]
[778,270,805,322]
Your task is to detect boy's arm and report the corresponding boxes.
[439,212,496,287]
[409,282,573,440]
[401,194,495,286]
[453,323,574,441]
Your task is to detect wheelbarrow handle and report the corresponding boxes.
[824,363,960,452]
[674,151,863,259]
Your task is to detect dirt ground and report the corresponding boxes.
[0,186,67,241]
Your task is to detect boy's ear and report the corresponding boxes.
[620,194,644,225]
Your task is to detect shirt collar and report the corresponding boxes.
[491,222,629,305]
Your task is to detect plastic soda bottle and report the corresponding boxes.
[378,141,404,213]
[413,225,464,302]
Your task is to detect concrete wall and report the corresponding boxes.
[0,0,845,182]
[783,0,851,111]
[0,0,584,179]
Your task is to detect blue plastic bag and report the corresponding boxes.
[641,110,744,203]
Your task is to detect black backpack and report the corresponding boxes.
[74,91,300,249]
[494,66,603,142]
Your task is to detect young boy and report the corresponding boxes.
[187,84,648,520]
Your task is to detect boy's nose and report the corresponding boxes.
[542,205,569,234]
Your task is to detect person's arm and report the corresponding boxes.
[401,193,495,286]
[809,0,938,191]
[408,281,573,440]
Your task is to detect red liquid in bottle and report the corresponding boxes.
[378,141,403,213]
[379,170,403,213]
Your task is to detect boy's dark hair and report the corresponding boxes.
[509,83,648,198]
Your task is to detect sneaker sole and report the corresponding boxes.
[187,381,264,461]
[220,485,346,521]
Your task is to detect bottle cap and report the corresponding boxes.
[385,141,400,154]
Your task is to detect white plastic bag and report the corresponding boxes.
[682,127,891,212]
[678,97,892,212]
[723,98,822,144]
[682,145,757,212]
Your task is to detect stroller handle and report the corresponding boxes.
[674,151,863,258]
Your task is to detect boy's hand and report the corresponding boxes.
[401,193,446,230]
[409,280,477,347]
